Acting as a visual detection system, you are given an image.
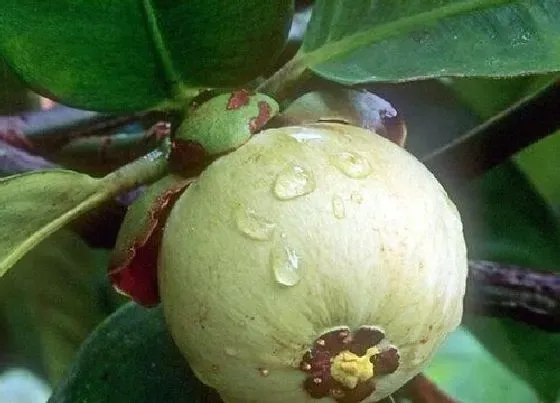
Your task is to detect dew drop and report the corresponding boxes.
[273,165,315,200]
[258,368,270,377]
[235,207,276,240]
[350,191,363,204]
[330,152,372,178]
[271,245,302,286]
[332,195,346,219]
[288,128,326,143]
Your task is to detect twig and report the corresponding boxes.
[465,260,560,332]
[0,139,56,174]
[423,79,560,188]
[1,105,161,155]
[394,373,456,403]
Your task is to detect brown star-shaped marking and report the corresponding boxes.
[300,326,399,403]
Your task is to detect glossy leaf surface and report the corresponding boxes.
[301,1,560,84]
[0,0,293,111]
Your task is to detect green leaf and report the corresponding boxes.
[458,161,560,402]
[300,0,560,84]
[0,230,109,384]
[515,130,560,208]
[0,148,168,277]
[445,74,559,120]
[0,170,104,276]
[48,302,207,403]
[425,327,540,402]
[0,0,293,112]
[0,57,40,114]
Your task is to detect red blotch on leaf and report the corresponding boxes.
[108,180,192,306]
[226,89,251,110]
[249,101,272,134]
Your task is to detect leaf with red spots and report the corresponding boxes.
[226,89,251,110]
[248,101,273,134]
[109,175,193,306]
[174,91,279,157]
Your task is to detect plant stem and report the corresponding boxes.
[423,79,560,188]
[101,143,169,193]
[394,374,456,403]
[465,260,560,332]
[256,53,311,102]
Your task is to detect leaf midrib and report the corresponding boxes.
[141,0,184,100]
[300,0,515,69]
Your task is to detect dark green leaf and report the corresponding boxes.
[425,327,540,402]
[445,74,559,120]
[301,0,560,84]
[0,230,109,383]
[458,161,560,402]
[0,57,40,114]
[0,1,293,112]
[48,302,207,403]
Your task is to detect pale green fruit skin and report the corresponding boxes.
[159,123,467,403]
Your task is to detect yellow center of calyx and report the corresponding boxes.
[330,347,379,389]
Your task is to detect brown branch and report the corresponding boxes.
[0,139,57,174]
[465,260,560,331]
[1,106,162,157]
[394,373,456,403]
[423,79,560,189]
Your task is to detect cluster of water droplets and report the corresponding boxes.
[233,131,373,289]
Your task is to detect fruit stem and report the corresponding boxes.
[101,140,170,194]
[256,53,311,103]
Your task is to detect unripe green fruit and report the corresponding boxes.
[159,123,467,403]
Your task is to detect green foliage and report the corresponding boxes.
[0,148,167,277]
[0,57,39,114]
[0,0,293,112]
[301,0,560,83]
[0,170,104,276]
[459,162,560,402]
[446,74,559,120]
[1,1,560,402]
[426,327,540,402]
[0,229,109,384]
[48,302,206,403]
[176,91,279,155]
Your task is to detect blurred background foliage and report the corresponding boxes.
[1,4,560,402]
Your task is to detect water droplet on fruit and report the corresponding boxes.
[271,246,301,286]
[273,165,315,200]
[332,195,345,219]
[330,152,372,178]
[288,128,325,143]
[258,368,270,377]
[350,191,363,204]
[235,207,276,240]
